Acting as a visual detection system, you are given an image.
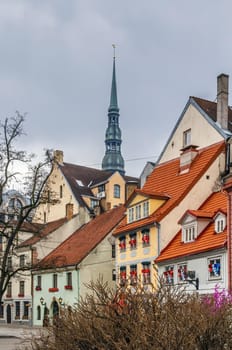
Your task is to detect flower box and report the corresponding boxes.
[142,269,150,274]
[48,287,59,293]
[18,294,24,298]
[35,286,42,291]
[64,285,73,290]
[6,294,12,298]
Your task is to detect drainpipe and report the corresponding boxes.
[75,265,80,303]
[154,222,161,255]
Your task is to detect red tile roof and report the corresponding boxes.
[114,142,225,235]
[156,191,227,263]
[19,217,68,247]
[36,205,125,269]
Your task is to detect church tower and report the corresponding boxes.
[102,51,125,175]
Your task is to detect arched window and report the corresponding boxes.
[114,184,120,198]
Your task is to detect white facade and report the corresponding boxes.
[158,249,227,294]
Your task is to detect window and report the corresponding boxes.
[208,257,221,279]
[163,265,174,284]
[19,281,25,296]
[112,244,116,258]
[23,301,29,319]
[43,212,46,223]
[6,282,12,297]
[53,274,58,288]
[143,201,149,217]
[120,266,127,286]
[215,214,226,233]
[98,184,105,193]
[37,305,41,320]
[15,301,20,319]
[183,224,196,243]
[142,229,150,246]
[114,184,120,198]
[90,199,99,209]
[178,264,188,282]
[60,185,63,198]
[0,302,3,318]
[142,262,151,284]
[7,257,12,271]
[8,198,22,210]
[36,275,42,291]
[67,272,72,287]
[183,129,191,147]
[128,207,134,223]
[19,255,25,268]
[130,265,137,285]
[119,237,126,251]
[112,269,116,281]
[135,205,141,220]
[129,233,137,249]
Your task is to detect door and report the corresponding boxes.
[6,304,11,324]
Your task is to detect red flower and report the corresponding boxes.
[18,294,24,297]
[64,285,73,290]
[35,286,41,291]
[48,287,59,292]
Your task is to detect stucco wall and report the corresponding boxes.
[159,104,224,164]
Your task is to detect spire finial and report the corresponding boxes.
[112,44,116,59]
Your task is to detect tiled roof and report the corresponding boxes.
[192,96,232,132]
[59,163,139,208]
[178,209,214,224]
[156,191,227,263]
[19,217,68,247]
[36,205,125,269]
[114,142,225,235]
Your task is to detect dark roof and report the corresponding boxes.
[192,96,232,132]
[59,162,139,208]
[36,205,125,269]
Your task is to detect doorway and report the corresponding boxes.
[6,304,11,324]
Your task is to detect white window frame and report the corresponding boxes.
[182,223,197,243]
[183,129,191,147]
[135,204,141,220]
[215,214,226,233]
[128,207,134,223]
[143,201,149,217]
[114,184,120,198]
[208,256,222,280]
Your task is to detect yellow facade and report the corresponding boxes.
[115,196,165,288]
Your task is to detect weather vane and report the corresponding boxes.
[112,44,116,58]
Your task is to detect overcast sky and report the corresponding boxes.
[1,0,232,177]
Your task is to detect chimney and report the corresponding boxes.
[217,73,229,130]
[66,203,73,220]
[54,150,64,164]
[179,145,198,174]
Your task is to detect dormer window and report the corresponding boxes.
[214,213,226,233]
[182,224,196,243]
[183,129,191,148]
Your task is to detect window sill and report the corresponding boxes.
[18,294,24,298]
[48,288,59,293]
[64,285,73,290]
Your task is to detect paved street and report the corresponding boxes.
[0,325,43,350]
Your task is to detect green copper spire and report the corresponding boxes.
[102,48,125,175]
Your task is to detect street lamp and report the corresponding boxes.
[187,271,199,290]
[40,297,46,306]
[58,297,65,306]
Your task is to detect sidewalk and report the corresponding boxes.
[0,324,43,339]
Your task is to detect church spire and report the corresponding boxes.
[102,47,125,175]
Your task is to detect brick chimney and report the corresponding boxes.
[54,150,64,165]
[217,73,229,130]
[179,145,198,174]
[66,203,73,220]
